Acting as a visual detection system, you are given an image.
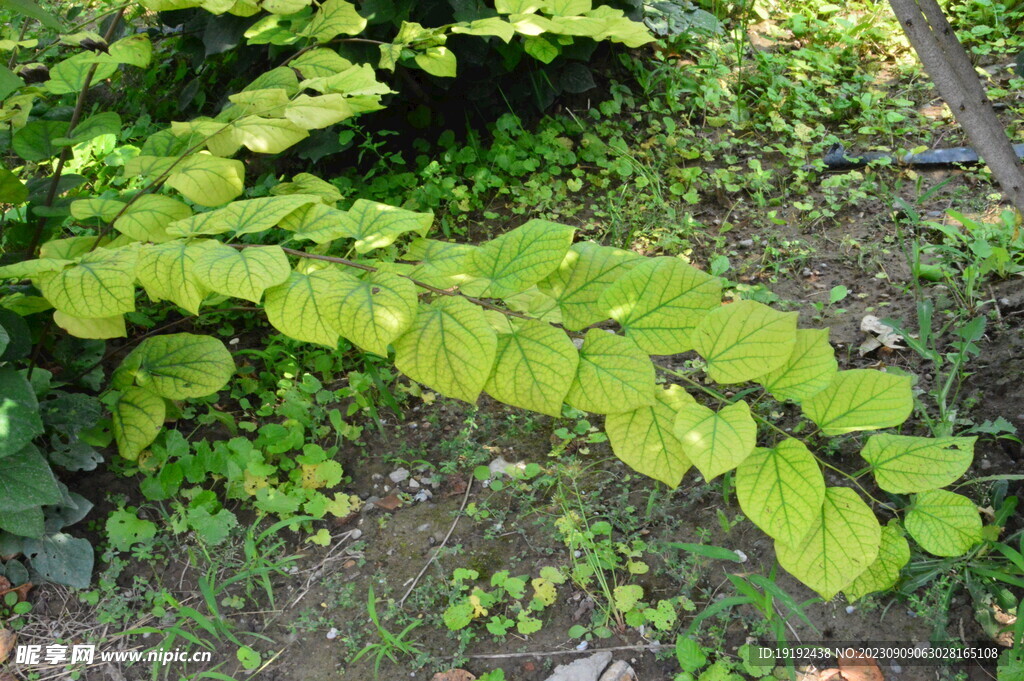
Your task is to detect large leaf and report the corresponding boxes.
[136,240,211,314]
[860,434,975,494]
[302,0,367,42]
[105,34,152,67]
[333,270,420,357]
[113,195,192,243]
[70,198,126,222]
[123,333,235,399]
[290,48,353,78]
[46,52,117,95]
[338,199,433,253]
[394,297,497,403]
[233,115,309,154]
[0,369,43,459]
[845,524,910,601]
[53,310,126,339]
[53,112,121,146]
[415,46,457,77]
[673,400,756,481]
[905,489,982,557]
[802,369,913,436]
[284,202,349,243]
[606,385,693,487]
[0,168,28,204]
[192,242,291,302]
[484,319,578,417]
[111,387,165,460]
[735,438,825,546]
[403,238,479,289]
[37,247,138,318]
[0,445,62,511]
[285,94,356,129]
[775,487,881,600]
[165,154,245,207]
[756,328,837,402]
[536,241,638,331]
[0,507,44,538]
[166,195,317,237]
[263,268,352,347]
[12,119,69,161]
[564,329,655,414]
[22,533,94,589]
[692,300,797,384]
[466,219,575,298]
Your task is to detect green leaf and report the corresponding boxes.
[775,487,881,600]
[845,524,910,601]
[801,369,913,436]
[302,0,367,42]
[165,154,245,207]
[394,296,497,403]
[0,258,72,279]
[284,202,349,242]
[53,112,121,145]
[0,64,23,100]
[114,195,192,243]
[243,66,300,95]
[523,35,560,62]
[860,434,976,494]
[302,63,391,96]
[228,88,290,116]
[606,385,693,487]
[0,445,61,510]
[673,400,756,481]
[403,238,479,289]
[756,327,837,402]
[541,0,591,13]
[598,256,720,354]
[136,240,211,314]
[0,369,43,460]
[692,300,797,384]
[23,533,94,588]
[105,508,157,550]
[271,172,342,202]
[125,333,234,399]
[111,387,165,460]
[105,34,152,67]
[69,198,126,221]
[166,195,317,237]
[37,247,138,318]
[538,242,642,330]
[484,319,579,417]
[466,219,575,298]
[290,48,353,78]
[0,168,28,204]
[0,0,62,30]
[338,199,433,253]
[564,329,656,414]
[263,268,352,348]
[233,115,309,154]
[735,438,825,546]
[451,17,516,42]
[53,310,126,339]
[0,506,44,538]
[46,52,117,95]
[284,94,356,129]
[192,242,291,302]
[905,489,982,557]
[414,46,457,77]
[12,119,69,161]
[333,270,419,356]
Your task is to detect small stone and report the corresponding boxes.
[415,489,433,502]
[738,239,754,248]
[416,523,431,532]
[576,640,589,651]
[981,459,992,469]
[409,478,421,489]
[389,468,410,484]
[1000,298,1011,307]
[597,661,637,681]
[326,627,339,639]
[733,549,748,563]
[541,651,612,681]
[846,605,856,614]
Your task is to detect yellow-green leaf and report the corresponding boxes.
[166,195,318,237]
[845,524,910,601]
[302,0,367,42]
[112,387,164,461]
[136,240,211,314]
[736,438,825,546]
[775,487,881,600]
[290,48,353,78]
[860,434,975,494]
[165,154,245,207]
[105,34,152,67]
[484,319,578,417]
[905,489,982,557]
[540,0,591,14]
[113,195,191,243]
[233,115,309,154]
[466,219,575,298]
[227,88,289,116]
[333,270,419,356]
[564,329,655,414]
[53,310,126,339]
[263,268,354,347]
[192,242,291,302]
[284,94,356,129]
[598,256,720,354]
[70,198,125,222]
[271,172,342,202]
[451,17,516,42]
[606,385,693,487]
[539,243,642,330]
[46,52,117,94]
[673,400,756,481]
[125,332,234,399]
[692,300,797,384]
[339,199,433,253]
[394,296,497,403]
[756,328,837,402]
[0,258,72,280]
[801,369,913,436]
[284,202,350,242]
[403,238,479,289]
[38,247,137,318]
[414,46,457,77]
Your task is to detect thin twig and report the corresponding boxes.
[398,478,473,607]
[467,642,667,659]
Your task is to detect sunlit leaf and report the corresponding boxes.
[673,400,756,480]
[845,524,910,601]
[538,242,642,330]
[607,385,693,487]
[38,247,137,318]
[692,300,797,384]
[192,242,291,302]
[736,438,825,546]
[564,329,655,414]
[905,489,982,557]
[802,369,913,436]
[466,219,575,298]
[860,434,975,494]
[756,328,837,402]
[484,319,578,417]
[111,387,164,461]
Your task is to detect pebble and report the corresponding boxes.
[737,239,754,248]
[414,489,433,502]
[1000,298,1011,307]
[326,628,339,639]
[733,549,748,563]
[597,661,637,681]
[845,605,856,614]
[416,523,431,532]
[541,652,612,681]
[981,459,992,469]
[409,478,421,489]
[389,468,410,484]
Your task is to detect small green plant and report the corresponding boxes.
[351,585,424,678]
[442,566,563,637]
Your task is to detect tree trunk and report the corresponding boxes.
[888,0,1024,214]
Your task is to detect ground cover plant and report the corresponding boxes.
[1,0,1024,679]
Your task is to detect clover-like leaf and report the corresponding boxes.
[802,369,913,436]
[775,487,881,600]
[905,489,982,557]
[756,328,837,402]
[606,385,693,487]
[564,329,656,414]
[860,434,975,494]
[485,319,578,417]
[673,400,756,481]
[692,300,797,384]
[394,296,497,403]
[735,438,825,546]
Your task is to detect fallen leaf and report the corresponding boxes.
[431,670,476,681]
[372,494,402,512]
[0,629,15,665]
[859,315,904,356]
[836,650,884,681]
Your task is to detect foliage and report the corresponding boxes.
[442,565,564,636]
